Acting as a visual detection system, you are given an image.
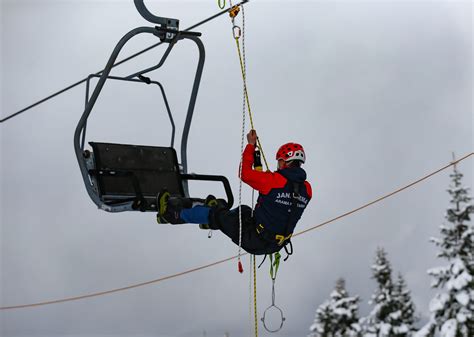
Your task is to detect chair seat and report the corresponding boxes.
[89,142,185,211]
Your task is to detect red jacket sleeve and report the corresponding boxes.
[304,181,313,199]
[239,144,287,195]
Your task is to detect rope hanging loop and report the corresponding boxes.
[269,252,281,280]
[261,252,285,333]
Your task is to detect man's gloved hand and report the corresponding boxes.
[247,129,257,145]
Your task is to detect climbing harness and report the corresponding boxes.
[254,181,303,262]
[261,252,286,333]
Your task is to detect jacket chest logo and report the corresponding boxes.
[275,192,309,207]
[276,192,291,199]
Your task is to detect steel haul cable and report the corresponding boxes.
[1,152,472,311]
[0,0,250,124]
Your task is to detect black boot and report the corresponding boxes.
[199,195,217,229]
[204,194,218,207]
[156,190,187,225]
[204,198,230,230]
[156,190,170,224]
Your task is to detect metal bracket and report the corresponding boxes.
[134,0,179,42]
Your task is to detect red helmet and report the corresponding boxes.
[276,143,306,163]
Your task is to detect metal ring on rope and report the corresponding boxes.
[261,275,285,333]
[261,305,286,333]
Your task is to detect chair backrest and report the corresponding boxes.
[90,142,185,202]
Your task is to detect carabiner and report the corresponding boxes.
[233,25,241,39]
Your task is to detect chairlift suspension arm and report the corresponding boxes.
[134,0,179,42]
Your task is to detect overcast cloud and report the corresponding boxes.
[1,1,472,336]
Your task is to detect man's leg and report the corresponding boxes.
[180,205,211,224]
[157,191,218,225]
[210,205,273,255]
[210,205,252,242]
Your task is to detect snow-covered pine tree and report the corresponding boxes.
[392,273,418,335]
[331,278,362,336]
[308,278,361,337]
[363,247,406,336]
[416,162,473,337]
[309,300,334,337]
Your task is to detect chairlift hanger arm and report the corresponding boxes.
[134,0,179,28]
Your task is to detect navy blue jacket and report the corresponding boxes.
[240,144,312,236]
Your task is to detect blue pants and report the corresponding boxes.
[180,205,211,224]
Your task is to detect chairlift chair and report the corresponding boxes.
[74,0,234,213]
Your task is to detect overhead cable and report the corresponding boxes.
[0,0,249,123]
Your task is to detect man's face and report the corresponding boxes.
[277,159,286,170]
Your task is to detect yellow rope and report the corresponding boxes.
[253,254,259,337]
[234,37,270,171]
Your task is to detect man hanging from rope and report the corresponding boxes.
[156,129,312,255]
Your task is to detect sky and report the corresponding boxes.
[1,0,472,336]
